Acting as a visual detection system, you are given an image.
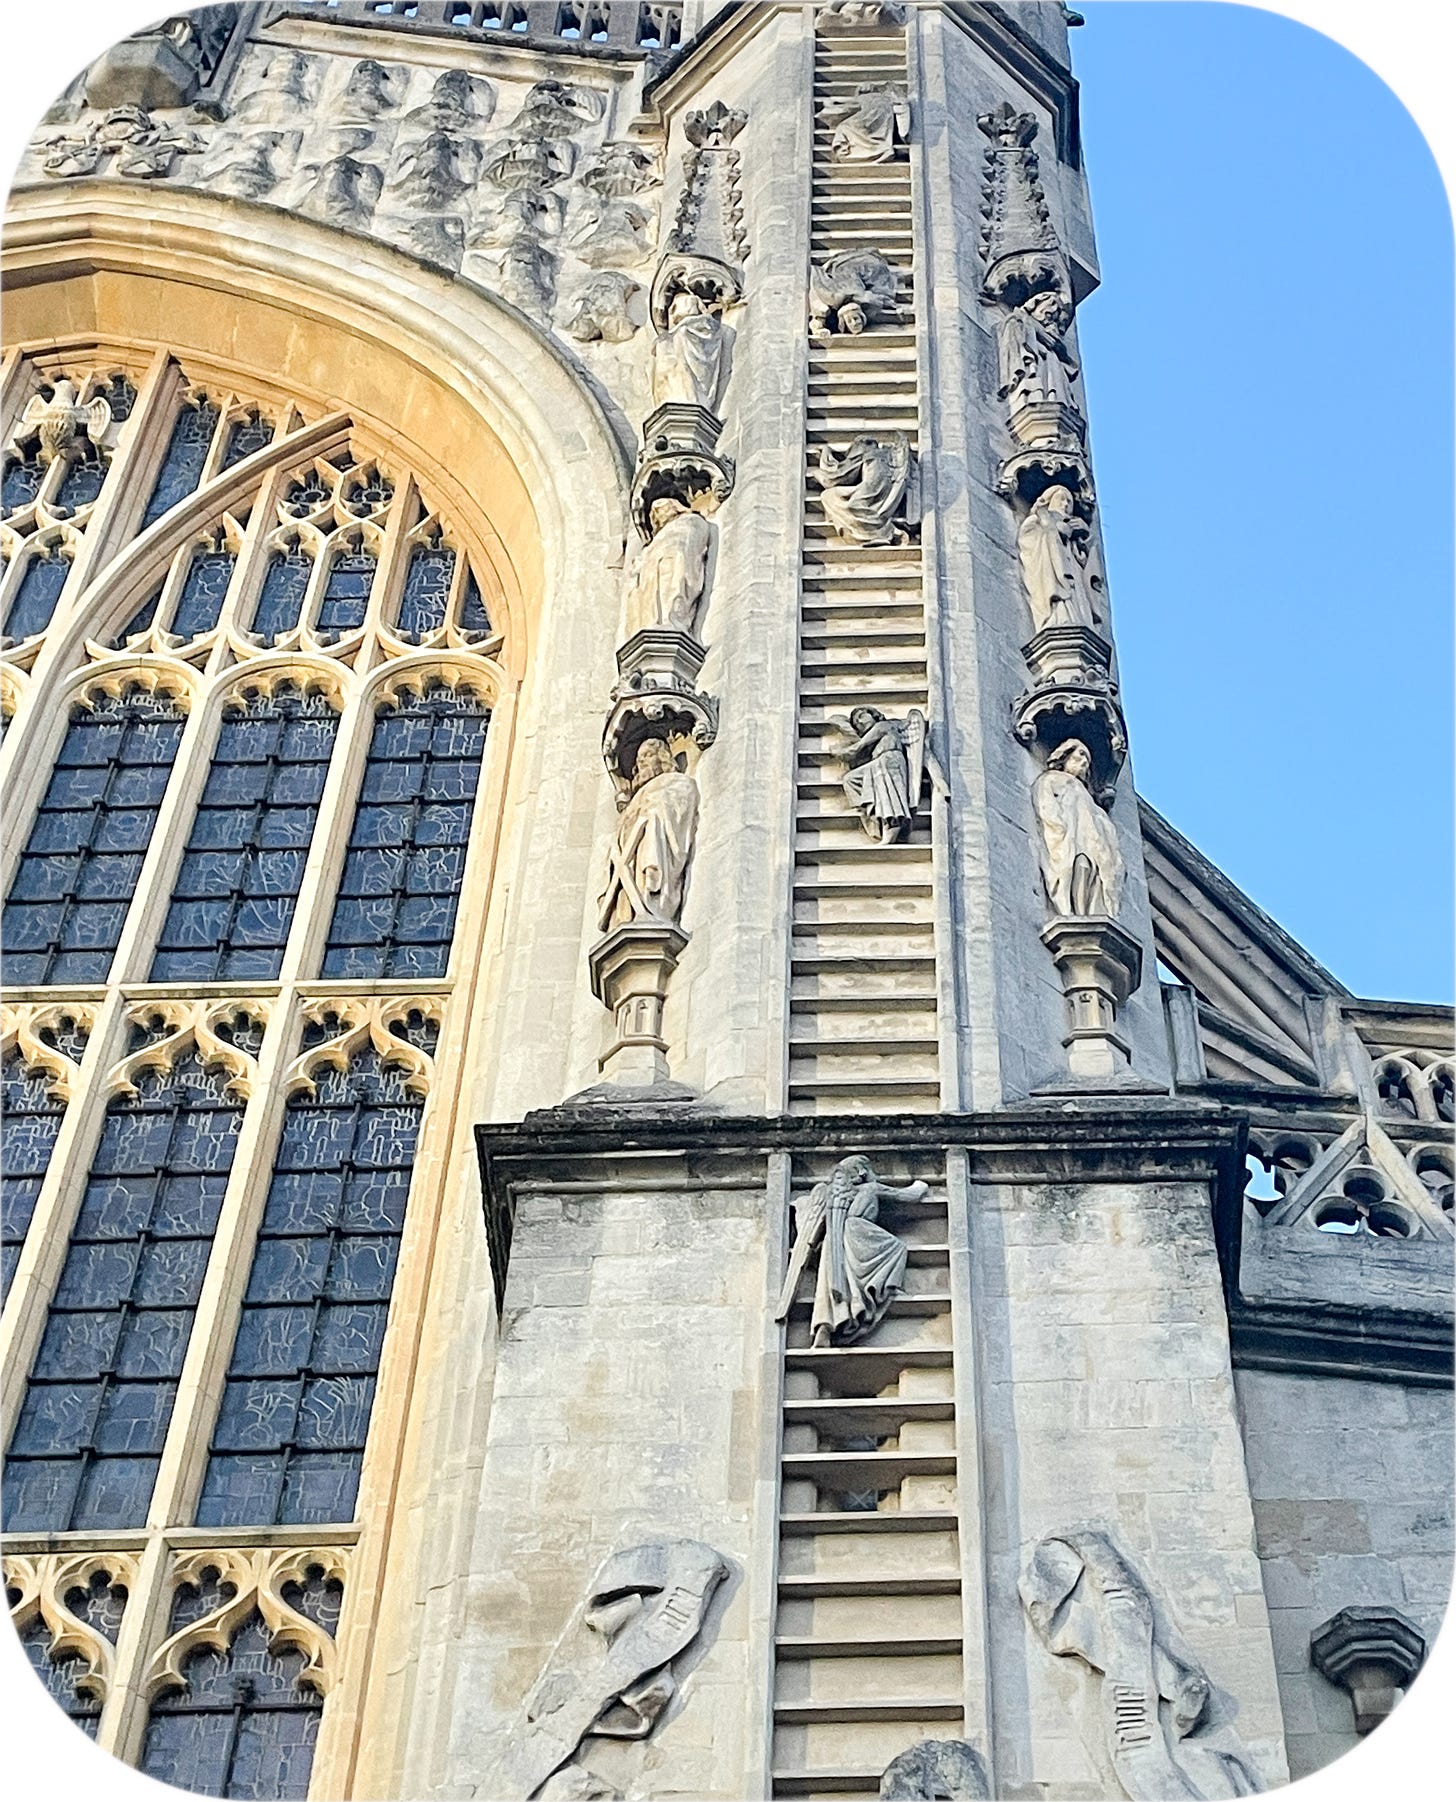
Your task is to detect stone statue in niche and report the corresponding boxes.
[650,287,734,414]
[814,433,914,545]
[1020,1530,1263,1800]
[809,247,900,336]
[625,500,714,636]
[831,705,933,844]
[1017,484,1102,633]
[822,82,910,163]
[774,1155,929,1347]
[497,1538,730,1801]
[597,739,700,932]
[998,289,1080,412]
[564,272,642,344]
[880,1740,991,1801]
[1033,740,1124,918]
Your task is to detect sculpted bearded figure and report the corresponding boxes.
[649,287,733,413]
[598,739,700,932]
[774,1155,929,1348]
[1017,484,1100,633]
[815,433,913,545]
[1033,740,1124,918]
[998,288,1080,412]
[625,498,713,636]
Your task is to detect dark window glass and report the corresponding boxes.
[4,549,71,642]
[1,689,188,985]
[222,414,275,469]
[142,402,220,529]
[315,546,376,638]
[16,1569,128,1739]
[151,687,340,982]
[395,544,454,641]
[101,374,138,422]
[140,1593,334,1799]
[2,1048,79,1300]
[170,549,237,642]
[3,447,47,514]
[2,1054,243,1533]
[458,568,492,637]
[112,591,160,648]
[196,1044,427,1528]
[252,547,313,644]
[320,688,489,979]
[55,453,108,512]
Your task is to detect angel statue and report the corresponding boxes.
[15,378,113,465]
[814,433,914,545]
[774,1155,930,1348]
[1032,739,1124,918]
[821,82,909,163]
[809,247,900,337]
[832,705,942,844]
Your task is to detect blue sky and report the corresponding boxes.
[1068,2,1453,1003]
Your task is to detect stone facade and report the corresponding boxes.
[0,5,1449,1801]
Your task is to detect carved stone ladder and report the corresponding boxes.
[771,1155,962,1798]
[789,22,938,1115]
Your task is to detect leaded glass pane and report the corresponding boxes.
[151,687,340,981]
[459,567,492,636]
[2,1050,76,1299]
[55,453,108,512]
[2,1054,242,1532]
[14,1565,130,1738]
[252,546,311,644]
[170,547,237,641]
[2,690,187,985]
[395,544,454,641]
[101,374,138,421]
[315,545,376,638]
[222,414,276,469]
[197,1048,423,1527]
[320,688,488,979]
[142,401,220,528]
[3,447,46,515]
[4,549,71,643]
[141,1606,328,1799]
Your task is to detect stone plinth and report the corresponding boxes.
[1309,1606,1427,1735]
[1007,397,1084,450]
[1040,914,1143,1077]
[642,399,724,456]
[588,920,690,1083]
[1020,622,1111,690]
[615,626,707,693]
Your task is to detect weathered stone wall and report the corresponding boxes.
[969,1175,1290,1794]
[434,1175,781,1800]
[1234,1366,1454,1782]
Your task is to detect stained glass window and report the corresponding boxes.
[112,591,160,647]
[251,545,313,643]
[142,401,220,529]
[3,446,46,514]
[3,1053,244,1533]
[196,1044,428,1528]
[315,544,376,638]
[320,688,489,979]
[151,687,340,982]
[14,1570,128,1739]
[222,414,275,469]
[140,1586,332,1799]
[1,1047,79,1300]
[55,453,109,512]
[169,547,237,641]
[2,689,188,986]
[3,547,71,642]
[459,568,492,636]
[395,543,454,641]
[101,374,138,421]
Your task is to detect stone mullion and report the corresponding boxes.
[143,989,300,1534]
[93,1527,172,1762]
[360,475,419,658]
[0,991,125,1447]
[64,347,177,595]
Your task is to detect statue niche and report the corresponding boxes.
[649,284,734,416]
[1017,483,1102,634]
[774,1155,929,1347]
[597,737,700,934]
[1032,739,1124,919]
[624,498,714,639]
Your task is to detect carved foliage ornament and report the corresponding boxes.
[498,1538,730,1800]
[1020,1530,1263,1800]
[977,100,1065,306]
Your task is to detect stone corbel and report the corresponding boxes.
[1040,916,1143,1078]
[1310,1606,1426,1735]
[601,690,717,805]
[589,920,690,1083]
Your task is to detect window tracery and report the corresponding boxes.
[5,1551,136,1735]
[1,1005,92,1299]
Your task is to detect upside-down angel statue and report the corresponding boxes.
[774,1155,931,1347]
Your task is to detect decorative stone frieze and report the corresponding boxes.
[495,1537,730,1799]
[1021,1529,1263,1799]
[1309,1605,1427,1735]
